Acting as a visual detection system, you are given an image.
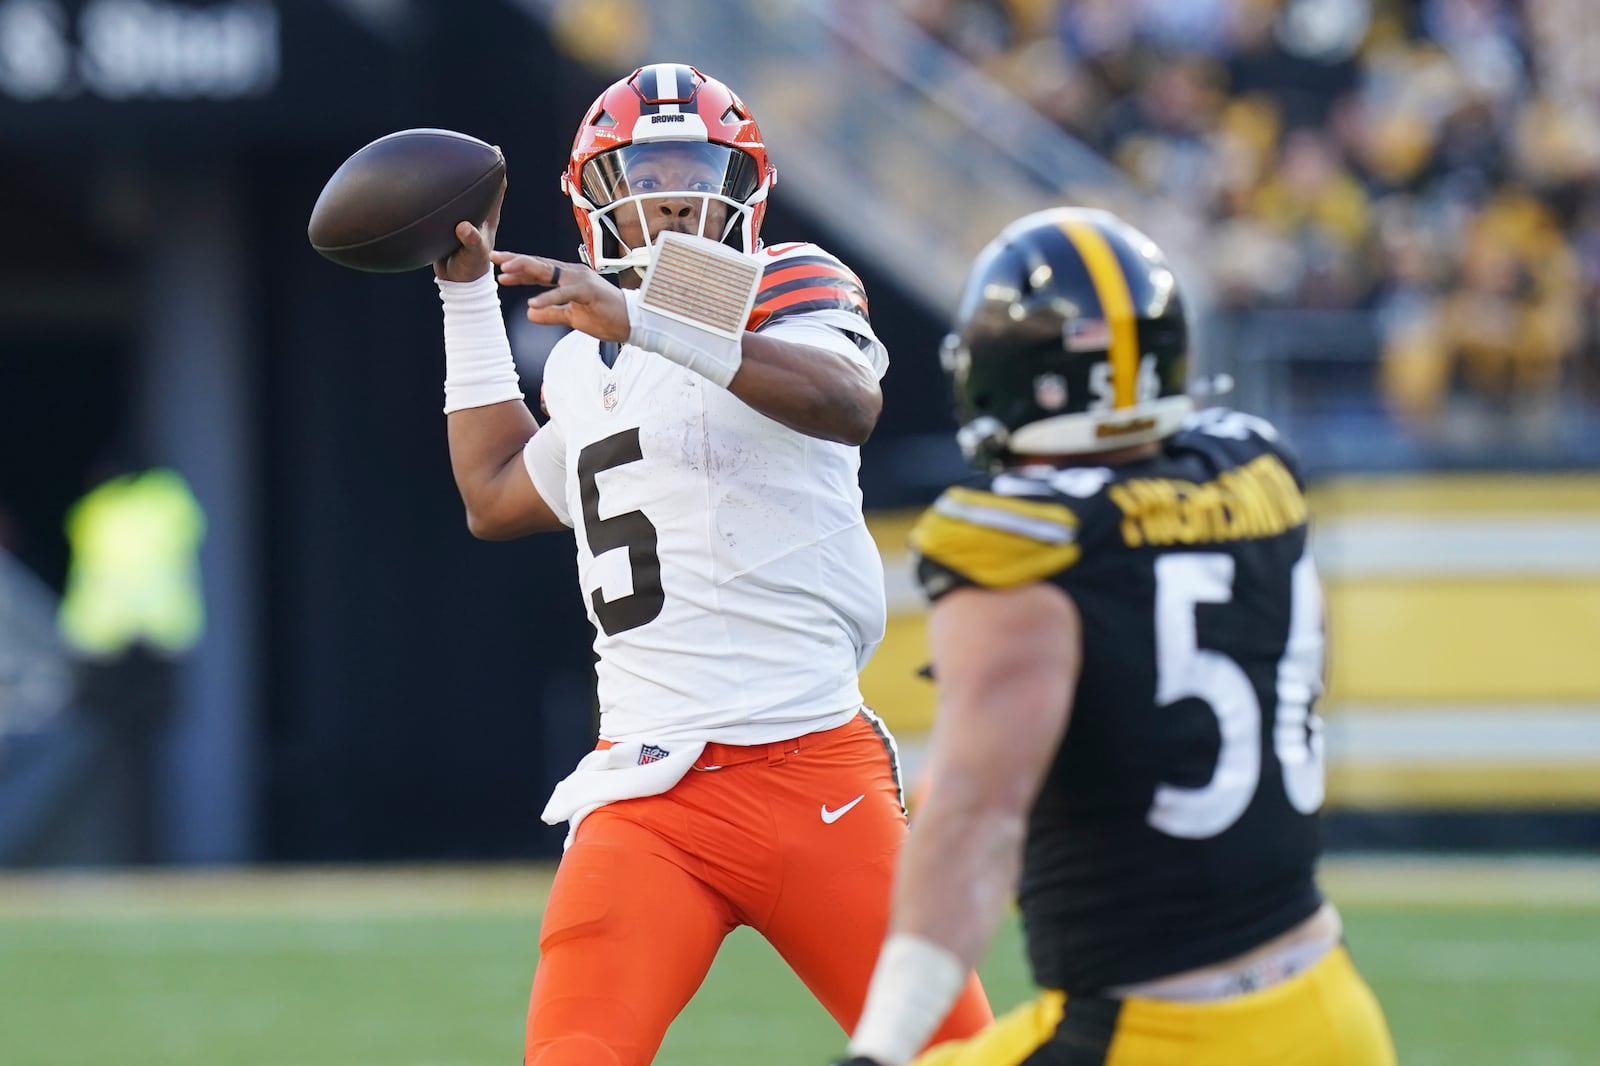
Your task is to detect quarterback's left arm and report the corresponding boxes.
[847,581,1082,1066]
[495,238,881,446]
[726,328,881,445]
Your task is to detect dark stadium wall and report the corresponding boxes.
[259,187,597,862]
[251,10,607,862]
[0,3,651,863]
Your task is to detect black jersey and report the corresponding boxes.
[912,409,1327,994]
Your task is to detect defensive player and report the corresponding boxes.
[431,64,992,1066]
[839,208,1397,1066]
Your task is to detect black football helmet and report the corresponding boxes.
[941,207,1192,468]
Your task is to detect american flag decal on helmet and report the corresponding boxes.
[746,246,870,331]
[637,744,670,765]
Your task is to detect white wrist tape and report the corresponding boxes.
[848,935,968,1066]
[437,270,523,414]
[626,231,763,388]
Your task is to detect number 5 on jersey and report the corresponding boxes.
[577,428,665,635]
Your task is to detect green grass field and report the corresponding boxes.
[0,859,1595,1066]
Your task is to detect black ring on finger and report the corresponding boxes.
[549,265,562,287]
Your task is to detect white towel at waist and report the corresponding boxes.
[540,740,707,850]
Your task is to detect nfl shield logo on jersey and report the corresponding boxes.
[637,744,669,765]
[602,380,619,411]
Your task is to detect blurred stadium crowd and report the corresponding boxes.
[890,0,1600,450]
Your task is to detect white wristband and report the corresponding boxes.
[437,270,523,414]
[848,935,968,1066]
[626,231,763,389]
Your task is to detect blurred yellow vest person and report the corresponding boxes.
[57,468,206,658]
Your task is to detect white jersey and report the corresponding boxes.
[523,242,889,746]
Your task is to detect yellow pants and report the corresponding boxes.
[916,946,1396,1066]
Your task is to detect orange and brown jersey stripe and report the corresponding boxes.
[746,256,870,331]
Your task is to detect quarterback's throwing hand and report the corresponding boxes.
[492,251,630,343]
[435,177,506,284]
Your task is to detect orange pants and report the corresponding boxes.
[525,712,993,1066]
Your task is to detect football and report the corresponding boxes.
[307,128,506,273]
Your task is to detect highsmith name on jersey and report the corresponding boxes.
[912,409,1328,994]
[524,242,889,747]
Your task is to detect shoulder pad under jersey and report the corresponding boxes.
[910,475,1089,593]
[747,242,871,332]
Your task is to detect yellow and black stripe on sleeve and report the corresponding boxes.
[746,255,869,331]
[910,486,1080,595]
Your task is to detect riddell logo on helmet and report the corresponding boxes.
[651,114,687,123]
[1096,417,1158,439]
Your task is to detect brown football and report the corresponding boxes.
[308,128,505,273]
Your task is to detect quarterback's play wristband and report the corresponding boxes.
[626,231,763,388]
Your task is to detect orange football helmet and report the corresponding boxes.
[563,63,778,273]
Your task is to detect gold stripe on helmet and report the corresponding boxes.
[1059,219,1138,409]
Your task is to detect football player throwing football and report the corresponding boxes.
[431,64,993,1066]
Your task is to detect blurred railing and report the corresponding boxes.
[1213,310,1600,477]
[863,304,1600,507]
[0,550,69,739]
[0,549,85,866]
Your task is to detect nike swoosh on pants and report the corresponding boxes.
[820,795,865,824]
